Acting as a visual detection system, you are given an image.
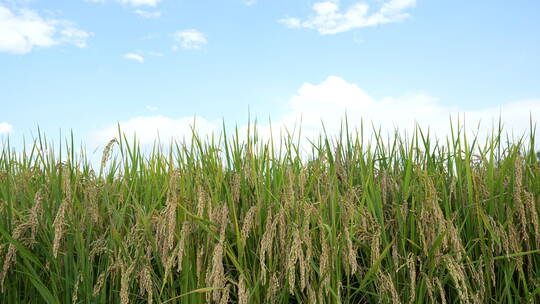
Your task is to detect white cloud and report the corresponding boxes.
[0,5,91,54]
[279,0,416,34]
[134,9,160,19]
[252,76,540,145]
[244,0,257,6]
[93,116,218,146]
[92,76,540,151]
[0,122,13,135]
[173,29,207,50]
[124,53,144,63]
[146,105,159,111]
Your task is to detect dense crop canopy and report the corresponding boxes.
[0,121,539,303]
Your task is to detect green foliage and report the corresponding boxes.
[0,121,539,303]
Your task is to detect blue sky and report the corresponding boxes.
[1,0,539,150]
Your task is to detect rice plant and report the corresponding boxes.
[0,120,539,303]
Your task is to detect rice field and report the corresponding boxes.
[0,121,539,303]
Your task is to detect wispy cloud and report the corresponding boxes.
[60,26,92,48]
[244,0,257,6]
[0,122,13,135]
[279,0,416,34]
[148,51,163,56]
[117,0,161,6]
[140,33,158,40]
[0,4,92,54]
[88,0,162,7]
[146,105,159,111]
[124,53,144,63]
[134,9,160,19]
[173,29,207,50]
